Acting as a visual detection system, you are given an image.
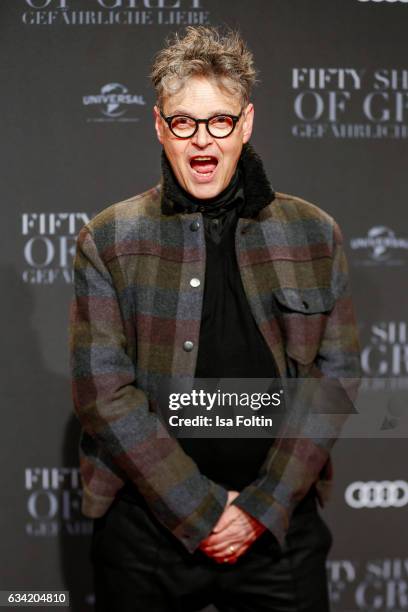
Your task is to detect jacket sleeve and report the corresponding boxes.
[231,220,361,549]
[69,224,227,554]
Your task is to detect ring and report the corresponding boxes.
[228,545,235,554]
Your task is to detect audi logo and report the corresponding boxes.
[345,480,408,508]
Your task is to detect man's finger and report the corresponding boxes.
[211,513,235,534]
[201,535,239,554]
[201,526,256,555]
[224,543,250,564]
[211,506,240,534]
[210,540,252,564]
[223,535,258,563]
[200,527,243,553]
[201,523,242,549]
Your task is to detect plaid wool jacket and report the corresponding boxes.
[69,143,361,554]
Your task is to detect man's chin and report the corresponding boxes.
[185,181,223,200]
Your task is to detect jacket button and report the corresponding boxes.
[190,278,201,288]
[183,340,194,352]
[190,220,200,231]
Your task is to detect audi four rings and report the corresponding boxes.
[345,480,408,508]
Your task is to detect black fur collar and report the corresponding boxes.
[160,142,275,218]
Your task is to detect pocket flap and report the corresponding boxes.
[274,287,335,314]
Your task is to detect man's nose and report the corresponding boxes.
[191,122,213,147]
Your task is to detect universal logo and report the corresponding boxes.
[83,83,146,123]
[22,1,210,27]
[25,467,92,536]
[350,226,408,266]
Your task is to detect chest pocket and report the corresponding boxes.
[273,287,335,366]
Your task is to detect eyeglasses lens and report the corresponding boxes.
[170,115,234,138]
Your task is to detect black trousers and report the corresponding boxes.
[91,488,332,612]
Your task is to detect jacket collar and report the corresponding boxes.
[160,142,275,218]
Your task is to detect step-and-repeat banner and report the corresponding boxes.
[1,1,407,610]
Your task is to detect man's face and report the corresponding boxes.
[154,76,254,199]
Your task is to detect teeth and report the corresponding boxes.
[191,156,215,161]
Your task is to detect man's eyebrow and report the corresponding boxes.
[167,108,238,117]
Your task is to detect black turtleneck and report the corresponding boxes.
[169,153,281,491]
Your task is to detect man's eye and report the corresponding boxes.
[172,117,195,129]
[210,116,233,127]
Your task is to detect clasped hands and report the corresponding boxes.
[198,491,266,564]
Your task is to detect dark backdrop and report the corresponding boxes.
[1,1,407,610]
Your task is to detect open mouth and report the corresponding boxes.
[189,155,219,176]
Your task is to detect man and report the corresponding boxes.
[69,26,361,612]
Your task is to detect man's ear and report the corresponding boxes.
[153,105,164,144]
[242,103,254,144]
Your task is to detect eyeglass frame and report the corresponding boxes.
[159,108,244,139]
